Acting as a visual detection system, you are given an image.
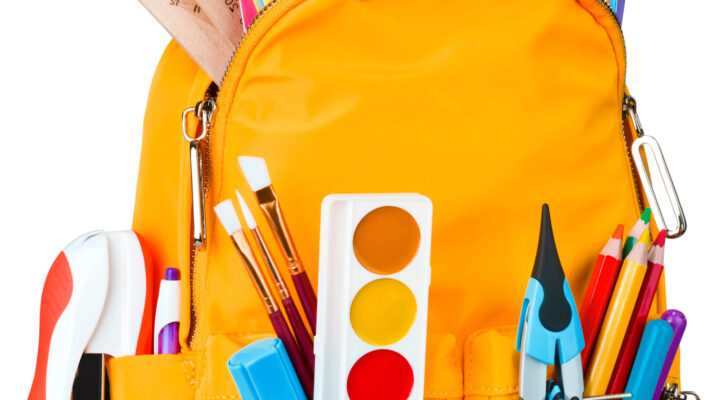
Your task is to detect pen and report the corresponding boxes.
[155,268,181,355]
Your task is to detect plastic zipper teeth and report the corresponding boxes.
[219,0,280,90]
[187,1,282,347]
[188,244,199,347]
[592,0,645,212]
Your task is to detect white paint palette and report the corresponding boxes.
[314,194,432,400]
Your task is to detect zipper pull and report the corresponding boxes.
[624,94,687,238]
[182,98,216,249]
[661,383,702,400]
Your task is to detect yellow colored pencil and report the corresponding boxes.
[584,230,651,396]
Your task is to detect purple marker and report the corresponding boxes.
[155,268,181,355]
[653,310,687,399]
[617,0,626,25]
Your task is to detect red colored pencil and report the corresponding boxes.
[580,224,624,370]
[607,230,667,393]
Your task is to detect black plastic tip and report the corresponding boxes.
[531,204,572,332]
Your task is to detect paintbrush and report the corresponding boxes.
[214,200,314,398]
[236,190,315,372]
[238,156,318,334]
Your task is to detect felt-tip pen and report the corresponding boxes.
[154,268,181,354]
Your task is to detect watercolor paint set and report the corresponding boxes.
[314,194,432,400]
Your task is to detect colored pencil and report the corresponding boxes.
[607,230,667,393]
[240,0,265,31]
[584,230,650,396]
[580,224,624,370]
[623,208,651,258]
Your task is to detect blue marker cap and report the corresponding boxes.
[227,338,307,400]
[625,319,674,400]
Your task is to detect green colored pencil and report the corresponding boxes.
[622,208,651,258]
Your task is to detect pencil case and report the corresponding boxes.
[107,0,685,398]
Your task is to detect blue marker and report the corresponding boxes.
[625,319,674,400]
[228,338,307,400]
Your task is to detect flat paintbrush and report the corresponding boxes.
[238,156,318,334]
[214,200,314,398]
[236,190,315,373]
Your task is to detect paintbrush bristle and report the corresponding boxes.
[214,200,242,236]
[238,156,271,191]
[236,190,258,230]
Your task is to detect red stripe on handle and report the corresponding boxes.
[607,263,664,393]
[29,252,74,400]
[282,297,315,373]
[269,310,314,399]
[291,272,317,335]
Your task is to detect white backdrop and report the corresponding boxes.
[0,1,717,398]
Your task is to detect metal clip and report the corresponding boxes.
[182,99,216,248]
[584,394,632,400]
[662,383,701,400]
[625,95,687,238]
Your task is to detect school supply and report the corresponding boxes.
[240,0,265,31]
[516,205,584,400]
[239,156,318,334]
[654,310,687,400]
[86,231,154,358]
[29,231,154,400]
[228,338,307,400]
[72,354,110,400]
[608,230,667,392]
[616,0,626,24]
[624,319,673,400]
[29,231,109,400]
[196,0,245,47]
[214,200,314,398]
[137,0,234,83]
[623,208,651,258]
[580,224,624,370]
[119,0,689,397]
[236,191,315,372]
[585,230,650,396]
[315,194,432,400]
[154,268,181,355]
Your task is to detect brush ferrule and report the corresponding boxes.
[255,185,305,274]
[230,230,278,314]
[251,228,291,299]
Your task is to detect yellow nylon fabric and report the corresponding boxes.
[116,0,678,398]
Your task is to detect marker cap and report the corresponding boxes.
[228,338,307,400]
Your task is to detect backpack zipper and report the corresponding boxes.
[184,0,654,348]
[184,0,281,349]
[184,90,218,349]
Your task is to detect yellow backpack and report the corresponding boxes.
[110,0,681,398]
